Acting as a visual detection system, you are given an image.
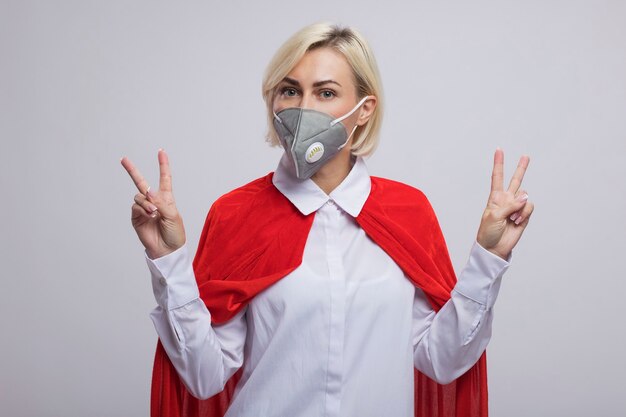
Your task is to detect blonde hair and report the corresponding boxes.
[262,23,384,157]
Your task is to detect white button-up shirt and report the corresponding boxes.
[147,155,510,417]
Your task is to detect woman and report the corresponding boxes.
[121,23,533,417]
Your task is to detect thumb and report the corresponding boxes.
[145,187,179,218]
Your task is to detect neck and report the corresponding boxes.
[311,148,354,195]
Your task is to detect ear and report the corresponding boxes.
[356,96,377,126]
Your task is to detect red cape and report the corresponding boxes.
[151,173,488,417]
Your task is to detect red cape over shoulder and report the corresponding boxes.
[151,173,488,417]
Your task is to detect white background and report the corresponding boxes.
[1,1,625,416]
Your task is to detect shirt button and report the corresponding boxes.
[327,199,335,206]
[159,277,167,286]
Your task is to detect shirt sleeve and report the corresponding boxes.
[412,241,510,384]
[146,244,247,399]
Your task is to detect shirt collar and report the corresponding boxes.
[272,153,372,217]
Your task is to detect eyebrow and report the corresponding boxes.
[281,77,342,88]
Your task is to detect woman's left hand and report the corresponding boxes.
[476,148,535,260]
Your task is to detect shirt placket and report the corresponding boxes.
[323,200,346,417]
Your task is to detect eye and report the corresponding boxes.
[320,90,335,99]
[280,87,299,97]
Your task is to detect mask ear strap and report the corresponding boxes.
[338,124,359,150]
[331,96,370,126]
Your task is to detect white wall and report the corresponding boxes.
[2,0,625,416]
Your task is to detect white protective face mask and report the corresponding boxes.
[273,96,369,180]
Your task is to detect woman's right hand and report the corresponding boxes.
[121,149,186,259]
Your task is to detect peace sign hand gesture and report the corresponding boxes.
[121,149,186,259]
[476,149,535,260]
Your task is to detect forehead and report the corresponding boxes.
[286,47,355,87]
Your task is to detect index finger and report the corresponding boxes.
[507,155,530,194]
[491,148,504,192]
[120,156,150,195]
[158,149,172,192]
